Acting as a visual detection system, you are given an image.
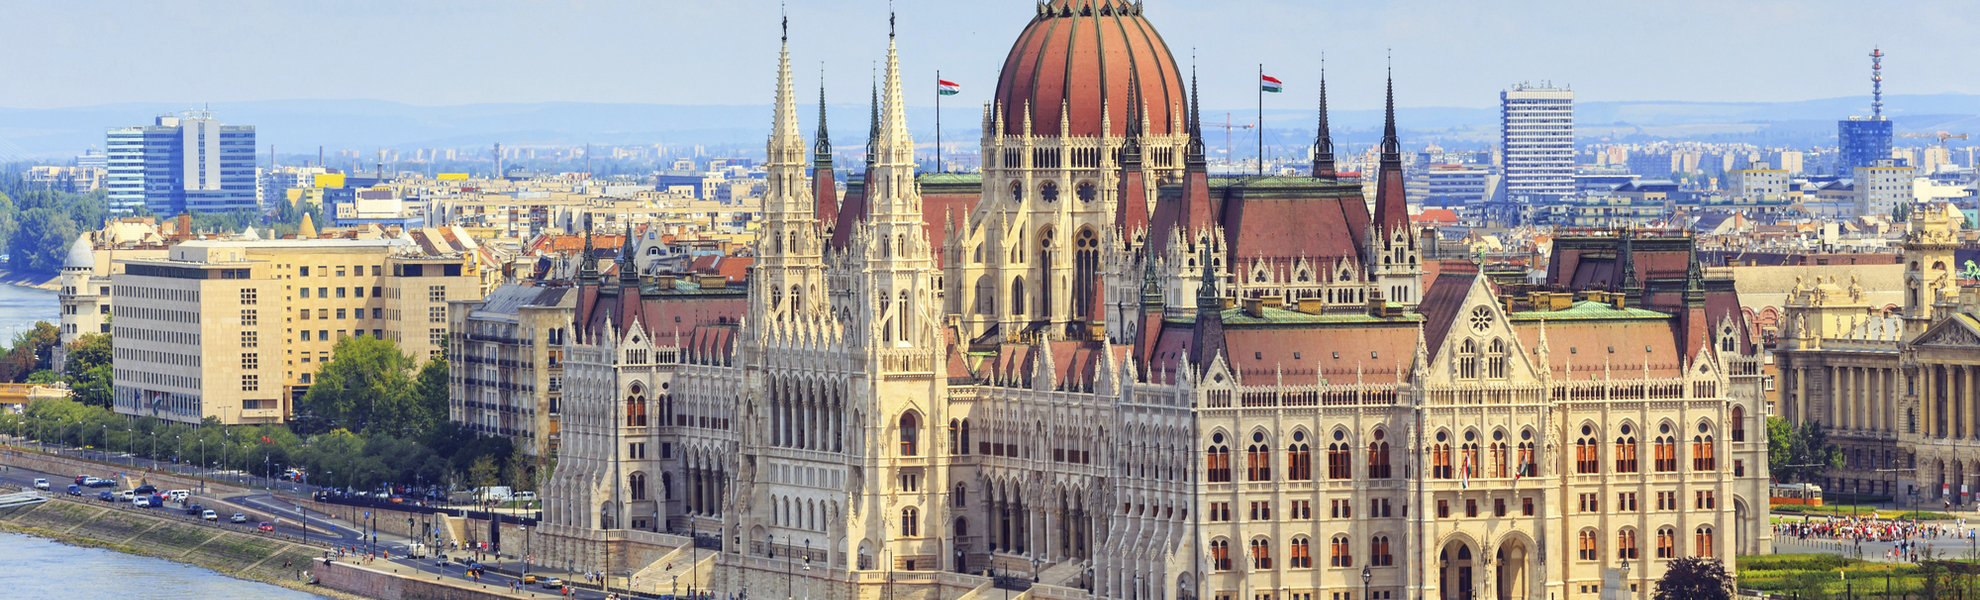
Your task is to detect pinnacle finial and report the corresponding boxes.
[889,2,896,39]
[1381,55,1399,156]
[781,6,787,43]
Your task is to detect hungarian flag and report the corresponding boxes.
[937,79,960,96]
[1459,449,1471,489]
[1260,74,1283,93]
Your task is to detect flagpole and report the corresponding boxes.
[936,69,943,174]
[1257,63,1264,177]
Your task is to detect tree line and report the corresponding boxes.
[8,333,537,494]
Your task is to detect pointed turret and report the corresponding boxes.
[1366,66,1422,306]
[1372,69,1407,234]
[1114,84,1150,242]
[813,77,840,234]
[1149,64,1217,258]
[1311,62,1336,179]
[1189,244,1226,377]
[1619,228,1642,306]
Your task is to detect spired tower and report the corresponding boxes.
[1901,202,1961,339]
[1367,72,1423,308]
[946,0,1192,344]
[755,21,828,326]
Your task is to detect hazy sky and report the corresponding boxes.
[3,0,1971,111]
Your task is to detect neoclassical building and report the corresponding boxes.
[1775,203,1980,504]
[521,3,1771,600]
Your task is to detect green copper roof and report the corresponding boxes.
[1507,300,1670,321]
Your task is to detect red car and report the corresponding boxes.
[257,522,274,532]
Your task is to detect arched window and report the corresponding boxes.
[1458,338,1478,379]
[1487,338,1508,379]
[1693,430,1717,471]
[1654,422,1678,472]
[1695,526,1715,558]
[899,412,920,456]
[1329,535,1352,567]
[1578,529,1600,561]
[1289,537,1312,568]
[1287,431,1312,481]
[1461,431,1481,479]
[1327,437,1350,480]
[1616,423,1639,473]
[901,507,919,537]
[1206,433,1232,483]
[1250,537,1273,569]
[1657,527,1677,558]
[1432,431,1453,479]
[1369,535,1393,566]
[1517,440,1536,477]
[1011,276,1027,315]
[1731,406,1746,442]
[1246,431,1272,481]
[1368,429,1392,479]
[954,483,966,507]
[974,276,995,314]
[959,419,971,454]
[1490,430,1508,478]
[626,390,647,427]
[1209,539,1232,571]
[1073,228,1099,319]
[628,472,647,501]
[1575,424,1600,474]
[1618,529,1639,560]
[948,419,959,454]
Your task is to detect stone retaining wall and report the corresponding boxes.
[315,556,543,600]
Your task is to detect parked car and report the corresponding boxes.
[32,478,49,490]
[256,522,274,532]
[119,490,135,502]
[513,491,537,502]
[66,484,81,496]
[539,577,563,589]
[133,496,152,508]
[201,510,218,521]
[132,484,158,495]
[184,504,205,516]
[97,491,115,502]
[166,490,190,502]
[231,513,248,524]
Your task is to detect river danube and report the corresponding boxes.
[0,286,331,597]
[0,531,333,599]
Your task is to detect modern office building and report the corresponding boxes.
[1500,84,1575,202]
[1839,49,1893,172]
[106,110,258,214]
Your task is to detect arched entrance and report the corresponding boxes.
[1495,538,1529,600]
[1440,539,1475,600]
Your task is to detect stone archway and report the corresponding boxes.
[1440,539,1475,600]
[1494,537,1530,600]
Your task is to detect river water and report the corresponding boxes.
[0,286,332,598]
[0,531,333,599]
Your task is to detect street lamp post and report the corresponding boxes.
[1621,558,1631,599]
[1362,565,1372,600]
[803,539,813,600]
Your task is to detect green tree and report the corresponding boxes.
[1652,557,1732,600]
[1767,416,1843,483]
[8,207,77,272]
[299,336,422,435]
[0,322,60,383]
[414,356,449,430]
[63,333,113,407]
[469,454,500,490]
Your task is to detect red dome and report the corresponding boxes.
[993,0,1188,138]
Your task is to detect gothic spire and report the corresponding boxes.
[1381,64,1400,156]
[814,67,833,166]
[1312,56,1336,179]
[865,68,880,168]
[1184,61,1205,166]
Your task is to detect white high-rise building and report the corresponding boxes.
[1500,84,1575,202]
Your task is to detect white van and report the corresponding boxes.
[167,490,191,502]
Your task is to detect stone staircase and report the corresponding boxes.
[629,542,717,592]
[1036,559,1087,589]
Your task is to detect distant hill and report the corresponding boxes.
[0,93,1976,160]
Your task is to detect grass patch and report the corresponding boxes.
[1736,553,1980,598]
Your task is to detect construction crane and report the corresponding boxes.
[1898,131,1969,150]
[1202,112,1255,171]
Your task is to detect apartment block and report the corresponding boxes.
[109,229,489,425]
[447,284,577,458]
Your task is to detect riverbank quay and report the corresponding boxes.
[0,489,366,600]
